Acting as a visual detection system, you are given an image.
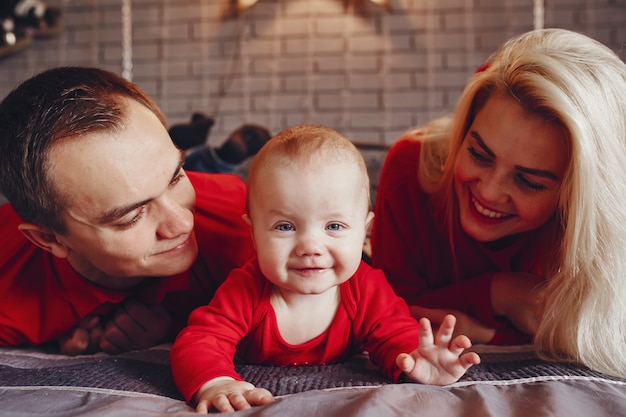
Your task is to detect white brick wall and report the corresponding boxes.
[0,0,624,148]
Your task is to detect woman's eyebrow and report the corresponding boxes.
[469,131,495,158]
[470,130,560,181]
[515,166,560,181]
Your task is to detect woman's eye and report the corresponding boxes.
[468,146,491,165]
[516,174,547,192]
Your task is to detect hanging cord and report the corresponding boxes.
[209,9,254,118]
[121,0,132,81]
[533,0,544,30]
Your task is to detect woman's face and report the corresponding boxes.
[453,94,569,242]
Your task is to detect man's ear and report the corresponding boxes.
[18,223,71,259]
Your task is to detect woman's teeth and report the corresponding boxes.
[472,197,512,219]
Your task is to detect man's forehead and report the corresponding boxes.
[48,119,183,223]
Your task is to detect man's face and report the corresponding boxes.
[49,99,198,286]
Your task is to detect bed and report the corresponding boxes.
[1,343,625,416]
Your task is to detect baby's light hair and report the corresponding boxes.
[247,124,371,213]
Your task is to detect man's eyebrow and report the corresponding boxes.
[171,150,185,184]
[469,131,560,181]
[98,151,186,225]
[98,199,151,225]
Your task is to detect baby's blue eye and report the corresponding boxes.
[276,223,294,231]
[327,223,343,231]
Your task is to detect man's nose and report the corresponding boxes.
[155,197,194,239]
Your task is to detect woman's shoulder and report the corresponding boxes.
[378,132,424,195]
[388,131,424,160]
[383,119,451,192]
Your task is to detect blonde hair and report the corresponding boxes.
[247,124,371,212]
[418,29,626,378]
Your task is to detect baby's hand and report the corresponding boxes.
[396,314,480,385]
[194,378,274,413]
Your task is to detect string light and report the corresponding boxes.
[235,0,391,13]
[236,0,259,12]
[368,0,390,10]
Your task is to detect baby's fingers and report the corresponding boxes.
[198,388,274,414]
[418,317,435,348]
[460,351,481,368]
[450,334,472,354]
[395,352,416,374]
[244,388,274,407]
[205,393,239,413]
[195,399,211,414]
[228,391,255,411]
[434,314,457,347]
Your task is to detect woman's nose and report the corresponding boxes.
[478,170,510,204]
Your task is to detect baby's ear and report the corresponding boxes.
[18,223,71,259]
[365,211,375,229]
[241,214,256,249]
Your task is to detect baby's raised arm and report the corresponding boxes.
[396,314,481,385]
[193,377,274,413]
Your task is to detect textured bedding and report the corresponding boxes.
[1,344,625,416]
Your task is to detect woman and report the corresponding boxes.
[371,28,626,379]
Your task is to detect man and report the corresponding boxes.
[0,67,255,355]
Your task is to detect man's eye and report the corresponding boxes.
[170,171,185,187]
[117,207,145,229]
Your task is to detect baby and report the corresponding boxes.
[170,124,480,413]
